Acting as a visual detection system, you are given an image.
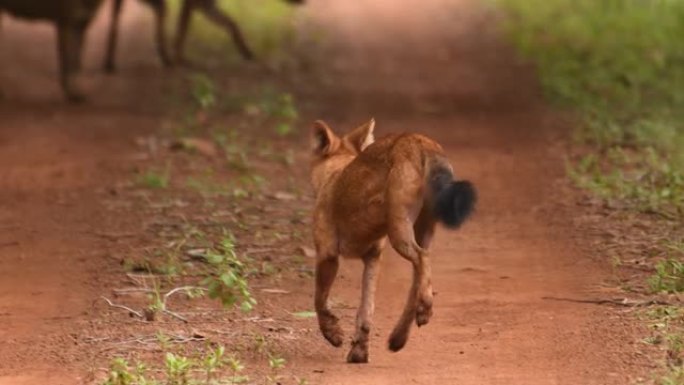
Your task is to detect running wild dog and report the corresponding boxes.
[309,119,476,363]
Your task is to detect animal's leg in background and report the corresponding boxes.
[103,0,124,72]
[145,0,172,66]
[173,0,194,64]
[0,12,4,99]
[57,23,85,102]
[73,21,88,72]
[413,207,436,327]
[197,0,254,60]
[315,252,344,347]
[347,242,383,363]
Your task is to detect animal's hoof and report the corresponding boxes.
[415,294,433,327]
[388,331,408,352]
[322,325,344,347]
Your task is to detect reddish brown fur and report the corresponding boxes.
[310,119,464,363]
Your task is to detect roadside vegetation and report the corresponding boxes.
[166,0,302,65]
[492,0,684,382]
[92,4,315,383]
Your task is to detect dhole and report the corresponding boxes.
[309,119,476,363]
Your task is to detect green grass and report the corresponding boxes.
[103,346,250,385]
[494,0,684,219]
[138,169,170,189]
[649,240,684,293]
[166,0,301,63]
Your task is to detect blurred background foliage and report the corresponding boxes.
[166,0,301,65]
[494,0,684,218]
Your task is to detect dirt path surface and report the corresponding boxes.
[0,0,652,384]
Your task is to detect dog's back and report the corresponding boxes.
[330,133,473,256]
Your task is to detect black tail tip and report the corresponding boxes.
[435,180,477,229]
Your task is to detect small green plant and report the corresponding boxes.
[649,259,684,294]
[265,353,286,385]
[156,331,172,350]
[201,346,225,384]
[268,354,286,370]
[660,365,684,385]
[225,355,250,384]
[667,334,684,362]
[190,73,217,110]
[103,358,135,385]
[138,169,170,189]
[148,280,165,316]
[102,346,253,385]
[165,352,192,385]
[103,359,154,385]
[202,236,257,311]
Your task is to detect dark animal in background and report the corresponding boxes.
[0,0,104,101]
[103,0,305,72]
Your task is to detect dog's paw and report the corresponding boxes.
[415,301,433,327]
[388,330,408,352]
[321,323,344,347]
[346,343,369,364]
[415,291,434,327]
[318,310,344,347]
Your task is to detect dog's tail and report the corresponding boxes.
[429,164,476,229]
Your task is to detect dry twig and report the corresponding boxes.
[542,296,674,307]
[101,296,144,318]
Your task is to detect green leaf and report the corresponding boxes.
[291,311,316,319]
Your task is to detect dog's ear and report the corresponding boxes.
[311,120,340,157]
[345,118,375,153]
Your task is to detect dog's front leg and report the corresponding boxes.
[347,242,383,363]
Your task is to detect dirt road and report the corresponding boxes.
[0,0,652,384]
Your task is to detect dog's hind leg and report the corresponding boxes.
[413,207,436,327]
[315,251,343,347]
[385,162,428,352]
[347,241,383,363]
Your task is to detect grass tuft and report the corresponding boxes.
[494,0,684,219]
